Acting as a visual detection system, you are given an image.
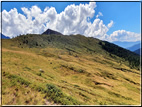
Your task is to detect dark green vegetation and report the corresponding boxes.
[2,31,140,105]
[99,41,140,69]
[45,84,80,105]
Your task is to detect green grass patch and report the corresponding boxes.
[45,83,81,105]
[2,71,31,87]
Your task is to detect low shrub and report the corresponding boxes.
[77,69,85,73]
[45,83,81,105]
[61,64,85,73]
[3,72,30,86]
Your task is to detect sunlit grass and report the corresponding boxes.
[2,39,140,105]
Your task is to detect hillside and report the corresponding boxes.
[2,31,140,105]
[12,33,140,70]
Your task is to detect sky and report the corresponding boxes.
[0,1,141,48]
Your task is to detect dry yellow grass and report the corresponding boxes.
[2,39,141,105]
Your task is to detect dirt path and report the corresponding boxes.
[44,99,58,105]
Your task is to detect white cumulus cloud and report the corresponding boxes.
[96,12,103,18]
[107,20,113,28]
[106,30,141,42]
[1,2,140,42]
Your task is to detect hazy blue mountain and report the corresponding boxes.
[112,41,140,49]
[134,48,141,55]
[127,43,140,51]
[1,33,10,39]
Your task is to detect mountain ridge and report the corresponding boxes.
[11,29,140,70]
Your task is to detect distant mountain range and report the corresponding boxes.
[1,33,10,39]
[113,41,141,55]
[127,43,140,52]
[112,41,140,49]
[134,48,141,55]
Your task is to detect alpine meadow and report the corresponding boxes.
[1,1,141,106]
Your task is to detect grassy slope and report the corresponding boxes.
[2,36,140,105]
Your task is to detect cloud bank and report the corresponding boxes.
[106,30,140,42]
[1,2,141,42]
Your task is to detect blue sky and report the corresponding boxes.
[96,2,140,34]
[1,1,141,48]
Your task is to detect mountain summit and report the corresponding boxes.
[42,29,63,35]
